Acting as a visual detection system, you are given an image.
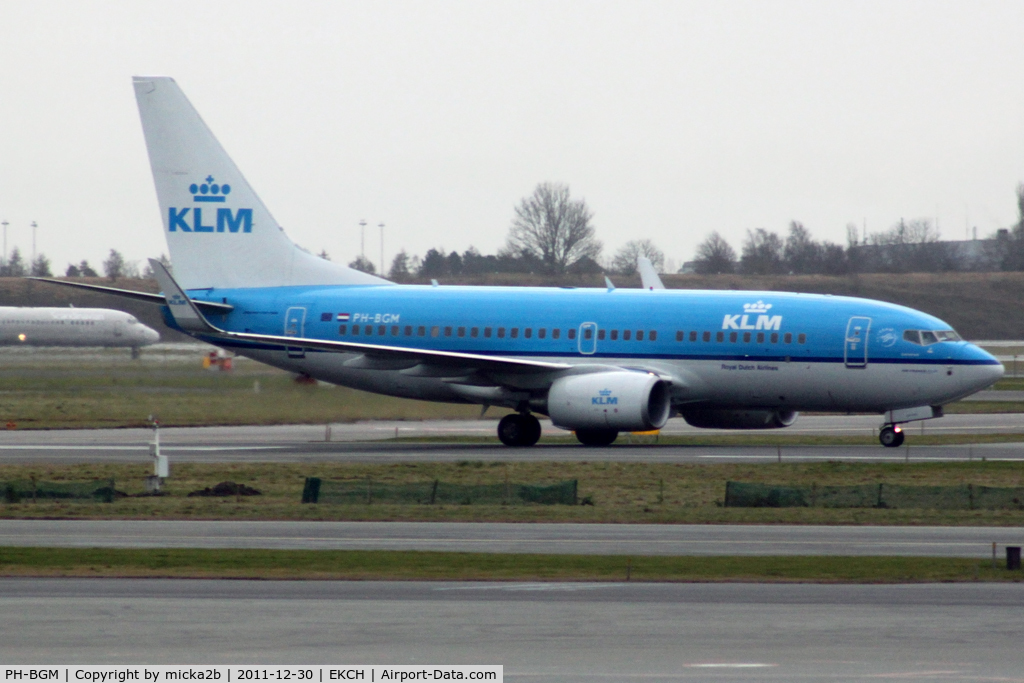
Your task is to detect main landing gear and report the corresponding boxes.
[497,413,542,447]
[879,425,905,448]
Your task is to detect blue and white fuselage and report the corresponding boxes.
[179,283,1000,418]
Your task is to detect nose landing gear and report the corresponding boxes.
[497,413,542,447]
[879,425,905,448]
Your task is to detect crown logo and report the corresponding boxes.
[743,300,772,313]
[189,175,231,203]
[599,389,612,396]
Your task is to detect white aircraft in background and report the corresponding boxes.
[0,306,160,356]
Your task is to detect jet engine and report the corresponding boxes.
[680,409,799,430]
[547,371,671,432]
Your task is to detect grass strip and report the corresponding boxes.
[0,547,1022,582]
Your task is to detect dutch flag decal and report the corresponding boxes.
[336,313,351,322]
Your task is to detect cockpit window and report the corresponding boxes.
[904,329,962,346]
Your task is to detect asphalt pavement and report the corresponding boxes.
[2,415,1024,463]
[1,520,1022,557]
[3,579,1024,681]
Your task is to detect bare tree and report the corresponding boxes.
[505,182,601,274]
[740,228,785,275]
[348,255,376,274]
[388,250,412,281]
[30,254,52,277]
[611,239,665,275]
[103,249,126,281]
[692,232,736,274]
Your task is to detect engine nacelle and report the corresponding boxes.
[681,409,799,430]
[547,371,671,432]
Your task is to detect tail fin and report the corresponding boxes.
[132,76,390,290]
[637,257,665,290]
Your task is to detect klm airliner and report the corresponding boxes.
[39,77,1003,447]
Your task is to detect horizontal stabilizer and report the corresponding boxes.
[28,276,234,314]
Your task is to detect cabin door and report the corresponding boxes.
[578,322,597,355]
[844,316,871,368]
[284,306,307,359]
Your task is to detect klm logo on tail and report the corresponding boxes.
[168,176,252,233]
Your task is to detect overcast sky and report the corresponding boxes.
[2,1,1023,275]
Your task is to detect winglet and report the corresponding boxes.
[637,257,665,290]
[149,258,222,334]
[604,276,616,292]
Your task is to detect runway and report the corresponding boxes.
[2,520,1022,557]
[2,414,1024,463]
[3,579,1024,680]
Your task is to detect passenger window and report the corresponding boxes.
[431,326,439,338]
[690,331,697,342]
[525,328,532,339]
[637,330,644,341]
[404,325,412,336]
[484,327,492,338]
[798,333,806,344]
[716,331,724,342]
[676,331,683,342]
[623,330,631,341]
[538,328,546,339]
[770,332,778,343]
[568,329,576,340]
[920,331,938,345]
[364,326,372,336]
[553,329,561,340]
[729,332,737,343]
[391,325,399,336]
[597,329,605,340]
[649,330,657,341]
[457,327,465,337]
[784,332,792,344]
[417,326,426,337]
[511,328,519,339]
[377,325,385,335]
[338,325,347,335]
[583,328,592,340]
[756,332,764,343]
[611,330,619,341]
[444,326,452,337]
[743,332,751,343]
[352,325,360,335]
[498,327,506,338]
[471,327,479,338]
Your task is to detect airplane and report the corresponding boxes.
[36,76,1004,448]
[0,306,160,356]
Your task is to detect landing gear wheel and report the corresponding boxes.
[575,429,619,447]
[879,426,905,448]
[497,413,542,447]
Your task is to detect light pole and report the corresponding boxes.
[359,219,367,261]
[31,221,37,266]
[378,222,385,276]
[1,220,7,267]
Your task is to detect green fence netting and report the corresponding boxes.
[2,479,116,503]
[302,478,578,505]
[724,481,1024,510]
